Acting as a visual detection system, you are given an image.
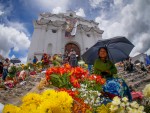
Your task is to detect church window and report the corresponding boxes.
[52,29,57,33]
[70,13,73,17]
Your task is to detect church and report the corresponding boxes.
[27,11,104,62]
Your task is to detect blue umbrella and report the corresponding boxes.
[82,36,134,64]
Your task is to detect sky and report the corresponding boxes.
[0,0,150,63]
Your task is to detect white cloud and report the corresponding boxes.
[0,24,30,58]
[0,10,4,16]
[114,0,123,6]
[7,22,29,34]
[20,56,27,64]
[89,0,103,8]
[76,8,86,17]
[13,47,19,52]
[95,0,150,57]
[52,7,63,14]
[11,55,16,59]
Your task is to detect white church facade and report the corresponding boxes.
[27,11,104,62]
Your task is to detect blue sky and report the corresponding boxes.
[0,0,150,63]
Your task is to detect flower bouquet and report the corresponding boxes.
[36,61,43,72]
[7,65,17,78]
[142,84,150,112]
[46,66,72,88]
[45,64,91,89]
[96,96,145,113]
[4,80,14,88]
[3,89,73,113]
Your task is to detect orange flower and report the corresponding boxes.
[70,75,80,88]
[72,98,92,113]
[63,63,72,70]
[100,78,106,85]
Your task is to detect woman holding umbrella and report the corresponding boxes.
[94,47,132,101]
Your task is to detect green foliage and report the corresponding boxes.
[8,66,17,78]
[50,74,71,88]
[82,80,102,91]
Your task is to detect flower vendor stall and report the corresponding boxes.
[1,63,150,113]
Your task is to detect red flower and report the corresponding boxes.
[58,88,79,98]
[70,75,80,88]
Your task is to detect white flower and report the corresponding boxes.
[95,99,100,103]
[82,94,87,97]
[126,106,132,111]
[126,102,130,106]
[72,88,76,91]
[138,106,144,111]
[84,100,88,104]
[110,105,118,111]
[80,88,86,91]
[130,101,139,108]
[112,96,121,105]
[136,110,143,113]
[128,108,137,113]
[98,93,101,96]
[120,109,125,113]
[122,97,128,102]
[143,84,150,97]
[120,103,125,107]
[91,100,94,104]
[80,84,85,87]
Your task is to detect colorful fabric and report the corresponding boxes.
[103,78,132,101]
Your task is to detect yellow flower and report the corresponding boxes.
[20,103,38,112]
[112,96,121,105]
[42,89,58,99]
[130,101,139,109]
[97,104,109,113]
[37,100,61,113]
[143,84,150,97]
[138,106,144,111]
[120,103,125,107]
[57,91,73,108]
[3,104,20,113]
[128,108,137,113]
[22,92,42,105]
[122,97,128,102]
[110,105,118,111]
[3,89,73,113]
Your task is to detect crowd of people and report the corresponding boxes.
[32,49,78,67]
[117,58,150,73]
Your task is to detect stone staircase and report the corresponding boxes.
[117,67,150,91]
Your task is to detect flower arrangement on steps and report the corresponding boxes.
[3,89,73,113]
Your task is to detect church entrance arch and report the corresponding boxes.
[65,43,80,58]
